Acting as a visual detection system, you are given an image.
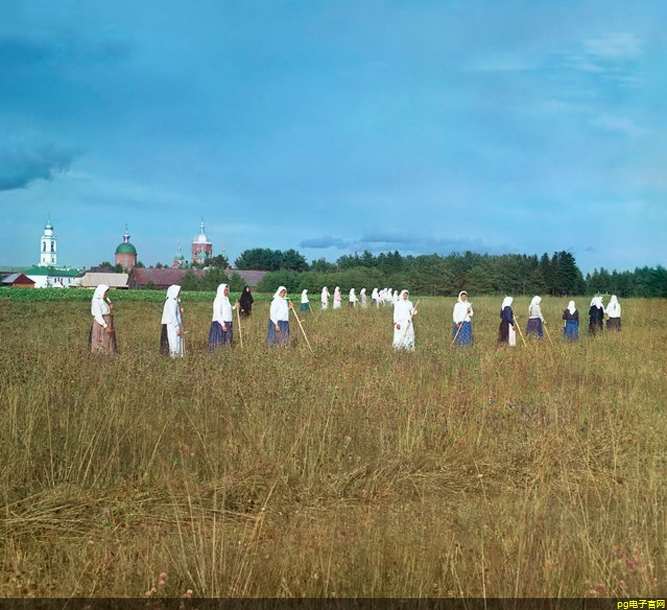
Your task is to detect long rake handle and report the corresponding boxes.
[290,306,314,353]
[236,305,244,348]
[514,316,528,347]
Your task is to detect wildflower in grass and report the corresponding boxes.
[87,539,94,546]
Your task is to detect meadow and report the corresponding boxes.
[0,291,665,598]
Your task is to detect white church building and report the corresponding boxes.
[22,217,82,288]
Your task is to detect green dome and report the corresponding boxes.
[174,251,185,260]
[116,242,137,255]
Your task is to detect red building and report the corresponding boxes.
[115,226,138,270]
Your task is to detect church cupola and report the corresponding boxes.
[39,215,57,267]
[114,224,138,270]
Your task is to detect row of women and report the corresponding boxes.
[89,283,255,357]
[89,283,623,356]
[312,287,401,310]
[498,295,622,345]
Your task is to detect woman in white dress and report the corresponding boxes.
[321,286,330,310]
[333,286,342,309]
[160,284,184,357]
[348,288,358,308]
[498,296,516,346]
[392,290,418,351]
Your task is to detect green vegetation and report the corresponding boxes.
[0,296,665,597]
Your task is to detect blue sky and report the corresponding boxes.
[1,0,665,274]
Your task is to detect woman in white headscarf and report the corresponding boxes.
[321,286,330,310]
[526,296,546,339]
[562,300,579,341]
[452,291,474,347]
[300,289,310,312]
[371,288,379,307]
[392,290,418,350]
[161,285,184,357]
[348,288,358,308]
[360,288,367,308]
[89,284,118,354]
[606,295,621,331]
[267,285,293,347]
[333,286,342,309]
[498,297,516,346]
[588,296,605,336]
[208,283,236,352]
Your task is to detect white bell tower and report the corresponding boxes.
[39,216,57,267]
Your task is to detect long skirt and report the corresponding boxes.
[161,323,184,357]
[89,314,118,354]
[360,298,367,308]
[563,320,579,341]
[393,321,415,351]
[300,303,310,312]
[588,320,603,336]
[333,300,341,309]
[453,321,473,347]
[498,320,516,346]
[267,320,290,347]
[526,318,543,339]
[607,317,621,331]
[208,321,233,352]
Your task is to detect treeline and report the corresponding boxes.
[256,251,587,296]
[586,266,667,298]
[173,268,246,292]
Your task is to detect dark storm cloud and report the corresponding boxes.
[0,143,74,191]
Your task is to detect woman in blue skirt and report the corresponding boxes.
[562,300,579,341]
[452,291,473,346]
[208,283,236,352]
[267,285,293,347]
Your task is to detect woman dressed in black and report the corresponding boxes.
[588,296,605,336]
[239,286,254,318]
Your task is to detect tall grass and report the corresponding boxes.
[0,295,665,597]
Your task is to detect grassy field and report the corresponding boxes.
[0,293,665,598]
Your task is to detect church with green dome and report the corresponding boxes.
[115,226,137,270]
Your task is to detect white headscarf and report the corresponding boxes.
[213,283,233,323]
[607,295,621,317]
[91,284,111,317]
[590,296,604,309]
[530,296,542,308]
[321,286,329,302]
[568,300,576,314]
[501,296,513,310]
[334,286,341,301]
[273,285,287,300]
[349,288,356,301]
[301,289,309,303]
[166,284,181,301]
[360,288,366,297]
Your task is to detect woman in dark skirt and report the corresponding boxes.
[588,296,605,336]
[300,289,311,312]
[267,285,293,347]
[526,295,546,339]
[208,283,236,352]
[498,296,516,346]
[606,295,621,331]
[238,286,254,318]
[562,300,579,341]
